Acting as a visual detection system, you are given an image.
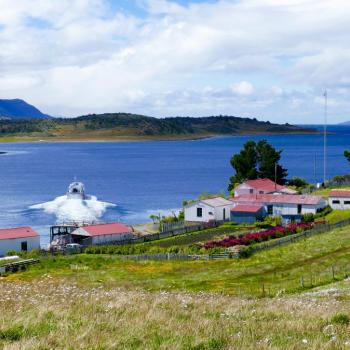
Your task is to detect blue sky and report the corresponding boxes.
[0,0,349,123]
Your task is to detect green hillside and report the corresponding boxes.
[0,113,315,141]
[2,224,350,349]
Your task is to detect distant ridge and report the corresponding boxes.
[338,121,350,126]
[0,112,317,141]
[0,99,51,119]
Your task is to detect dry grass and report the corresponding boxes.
[1,277,350,349]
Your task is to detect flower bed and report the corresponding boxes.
[204,222,325,249]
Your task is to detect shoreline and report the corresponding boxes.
[0,131,321,144]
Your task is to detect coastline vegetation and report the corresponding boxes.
[0,114,316,142]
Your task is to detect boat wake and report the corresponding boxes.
[30,195,116,223]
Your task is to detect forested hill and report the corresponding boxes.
[0,113,316,141]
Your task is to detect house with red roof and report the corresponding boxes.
[0,227,40,256]
[71,222,134,245]
[234,178,297,197]
[329,190,350,210]
[230,193,327,224]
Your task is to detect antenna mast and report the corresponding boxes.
[323,90,327,185]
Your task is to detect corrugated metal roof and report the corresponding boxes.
[329,190,350,198]
[231,194,323,205]
[201,197,233,207]
[231,204,263,213]
[244,178,285,192]
[0,227,39,240]
[80,222,132,237]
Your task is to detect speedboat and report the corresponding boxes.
[67,181,86,199]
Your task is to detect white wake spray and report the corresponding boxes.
[30,195,116,222]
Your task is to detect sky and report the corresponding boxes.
[0,0,349,123]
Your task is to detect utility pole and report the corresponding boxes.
[323,90,328,185]
[274,162,277,188]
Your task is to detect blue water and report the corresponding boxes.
[0,125,349,244]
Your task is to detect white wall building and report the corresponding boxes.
[234,178,297,197]
[184,197,233,223]
[71,222,134,245]
[231,194,327,223]
[329,190,350,210]
[0,227,40,257]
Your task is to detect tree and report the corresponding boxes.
[228,141,258,191]
[228,140,288,191]
[345,150,350,163]
[256,140,288,184]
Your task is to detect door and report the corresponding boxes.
[21,241,28,251]
[223,208,226,221]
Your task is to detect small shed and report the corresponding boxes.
[71,222,134,245]
[329,190,350,210]
[0,227,40,257]
[184,197,233,223]
[231,204,265,224]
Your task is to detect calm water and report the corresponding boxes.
[0,125,349,244]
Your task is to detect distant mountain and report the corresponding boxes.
[0,113,317,141]
[0,99,51,119]
[339,121,350,125]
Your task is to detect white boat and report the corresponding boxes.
[67,182,87,200]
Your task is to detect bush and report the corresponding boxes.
[203,222,319,249]
[331,313,350,326]
[315,206,332,219]
[288,177,309,189]
[303,213,315,223]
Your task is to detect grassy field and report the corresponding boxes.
[2,225,350,349]
[313,186,350,198]
[8,225,350,296]
[1,278,350,350]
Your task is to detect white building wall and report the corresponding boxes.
[270,204,318,216]
[214,204,233,221]
[91,233,133,245]
[0,236,40,257]
[184,203,215,222]
[329,197,350,210]
[234,184,260,196]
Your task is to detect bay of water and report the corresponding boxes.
[0,125,349,245]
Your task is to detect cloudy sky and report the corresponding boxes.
[0,0,349,123]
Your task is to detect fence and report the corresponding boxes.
[122,251,235,262]
[92,221,221,247]
[250,218,350,255]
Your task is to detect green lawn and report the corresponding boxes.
[9,224,350,297]
[313,185,350,198]
[324,209,350,223]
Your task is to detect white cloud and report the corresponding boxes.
[231,81,254,96]
[0,0,350,122]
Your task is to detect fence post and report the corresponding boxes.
[300,276,305,288]
[332,265,335,280]
[262,284,265,297]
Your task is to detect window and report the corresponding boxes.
[267,205,273,215]
[297,204,302,214]
[21,241,28,251]
[259,191,264,194]
[196,207,203,218]
[345,201,350,205]
[223,208,226,220]
[249,189,254,194]
[332,200,340,204]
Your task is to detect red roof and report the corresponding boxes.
[243,178,285,192]
[231,204,263,213]
[231,194,323,205]
[329,190,350,198]
[80,222,132,237]
[0,227,39,240]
